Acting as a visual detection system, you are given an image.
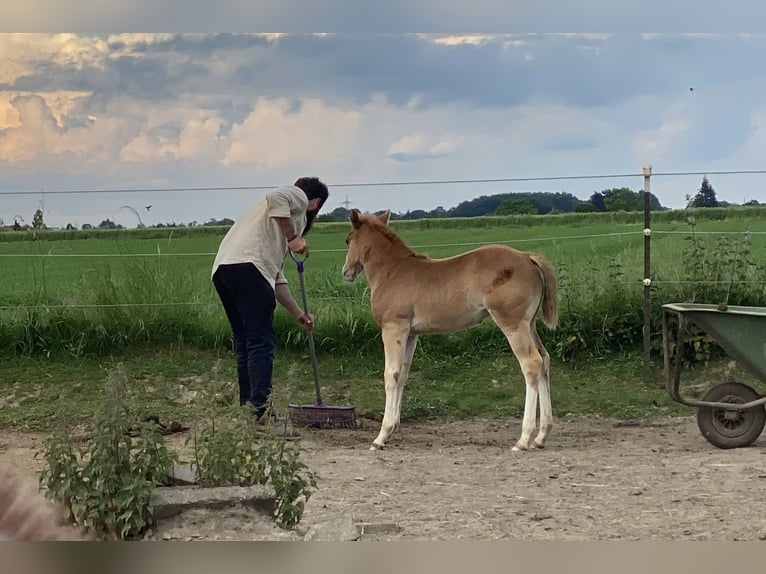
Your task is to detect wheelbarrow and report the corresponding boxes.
[662,303,766,449]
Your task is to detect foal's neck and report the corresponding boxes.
[362,228,417,284]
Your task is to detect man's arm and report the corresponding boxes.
[267,186,309,252]
[272,216,298,240]
[275,282,314,330]
[272,216,308,254]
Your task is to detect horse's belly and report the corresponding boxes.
[410,304,489,334]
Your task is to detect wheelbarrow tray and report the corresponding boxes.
[662,303,766,411]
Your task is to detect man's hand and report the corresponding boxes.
[288,235,309,255]
[298,312,315,331]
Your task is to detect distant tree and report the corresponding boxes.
[495,199,537,215]
[448,194,503,217]
[429,206,448,218]
[98,219,117,229]
[589,191,606,212]
[690,176,719,208]
[316,207,350,222]
[602,187,643,212]
[637,190,664,211]
[203,217,235,226]
[575,202,599,213]
[400,209,429,220]
[32,209,45,230]
[744,199,761,207]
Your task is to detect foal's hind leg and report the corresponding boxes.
[371,323,409,450]
[392,334,418,432]
[530,321,553,449]
[491,315,545,452]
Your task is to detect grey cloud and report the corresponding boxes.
[4,0,763,32]
[388,152,447,163]
[542,134,599,151]
[11,55,208,102]
[7,34,766,115]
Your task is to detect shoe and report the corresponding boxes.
[254,415,300,439]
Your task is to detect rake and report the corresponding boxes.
[287,250,357,429]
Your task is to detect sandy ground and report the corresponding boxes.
[3,415,766,541]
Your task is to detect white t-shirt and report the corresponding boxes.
[211,185,308,290]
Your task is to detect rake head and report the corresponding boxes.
[288,403,357,429]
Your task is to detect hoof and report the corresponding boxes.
[511,442,528,452]
[531,442,545,450]
[370,442,385,451]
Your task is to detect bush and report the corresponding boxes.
[188,370,318,530]
[39,364,176,540]
[38,362,319,538]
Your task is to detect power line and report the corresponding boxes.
[3,168,766,196]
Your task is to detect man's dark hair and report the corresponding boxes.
[294,176,329,235]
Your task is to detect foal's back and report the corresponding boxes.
[373,244,547,334]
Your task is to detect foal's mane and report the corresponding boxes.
[361,214,426,259]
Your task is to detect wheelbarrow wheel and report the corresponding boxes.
[696,381,766,449]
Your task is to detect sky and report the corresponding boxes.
[2,28,766,227]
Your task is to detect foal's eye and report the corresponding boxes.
[345,237,350,245]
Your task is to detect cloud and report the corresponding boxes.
[222,97,362,169]
[4,33,765,115]
[3,0,762,32]
[631,114,690,165]
[386,132,465,161]
[2,31,766,226]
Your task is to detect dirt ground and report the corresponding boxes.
[3,415,766,541]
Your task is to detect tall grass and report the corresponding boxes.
[2,209,765,364]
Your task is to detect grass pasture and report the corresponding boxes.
[1,207,766,429]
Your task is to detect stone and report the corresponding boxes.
[150,484,276,521]
[303,516,361,542]
[167,462,199,486]
[356,522,403,536]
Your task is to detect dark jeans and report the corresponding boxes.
[212,263,277,419]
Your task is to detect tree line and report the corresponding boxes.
[316,175,759,222]
[1,176,761,231]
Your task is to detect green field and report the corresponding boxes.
[1,207,765,430]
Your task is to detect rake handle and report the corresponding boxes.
[289,251,323,406]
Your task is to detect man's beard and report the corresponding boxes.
[302,209,318,235]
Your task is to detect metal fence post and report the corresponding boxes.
[642,164,652,384]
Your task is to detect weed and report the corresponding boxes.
[38,364,177,540]
[188,364,318,529]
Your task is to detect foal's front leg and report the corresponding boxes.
[371,325,409,450]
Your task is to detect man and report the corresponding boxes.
[211,176,329,421]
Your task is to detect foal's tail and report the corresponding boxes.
[529,254,558,330]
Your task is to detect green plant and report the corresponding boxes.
[38,363,177,540]
[189,369,317,529]
[665,215,766,368]
[3,209,765,363]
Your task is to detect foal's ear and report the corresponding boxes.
[350,208,362,229]
[378,209,391,226]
